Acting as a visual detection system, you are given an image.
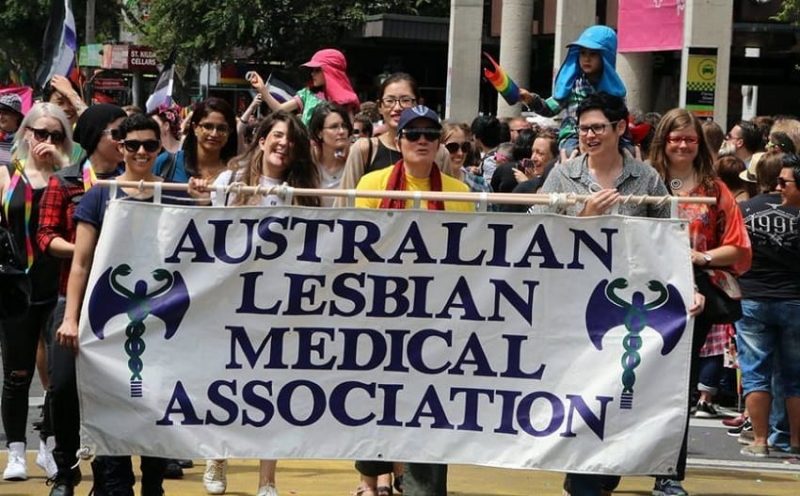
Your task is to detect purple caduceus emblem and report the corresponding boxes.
[88,264,190,398]
[585,278,686,409]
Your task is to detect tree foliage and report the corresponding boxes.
[773,0,800,24]
[0,0,123,85]
[138,0,450,67]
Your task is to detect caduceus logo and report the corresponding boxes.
[88,264,190,398]
[585,278,686,410]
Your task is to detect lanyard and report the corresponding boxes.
[82,159,97,192]
[3,159,34,271]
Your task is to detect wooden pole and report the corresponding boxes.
[95,180,717,206]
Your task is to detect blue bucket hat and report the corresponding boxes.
[553,25,626,101]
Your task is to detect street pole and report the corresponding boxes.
[86,0,96,43]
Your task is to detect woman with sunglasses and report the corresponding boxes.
[248,48,359,126]
[0,102,73,481]
[152,97,237,184]
[439,121,489,196]
[337,74,452,207]
[648,107,751,495]
[308,102,352,206]
[57,113,173,495]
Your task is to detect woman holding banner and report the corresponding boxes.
[536,93,706,496]
[189,110,320,496]
[648,107,751,495]
[56,114,172,495]
[352,105,473,496]
[0,102,73,482]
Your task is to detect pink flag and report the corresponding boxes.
[618,0,685,53]
[0,87,34,114]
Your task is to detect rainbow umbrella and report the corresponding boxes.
[483,52,520,105]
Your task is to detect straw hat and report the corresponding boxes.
[739,152,765,183]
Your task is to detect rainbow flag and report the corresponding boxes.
[482,52,520,105]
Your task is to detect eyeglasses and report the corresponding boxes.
[197,122,230,134]
[380,96,417,108]
[324,123,349,132]
[666,135,699,145]
[777,177,797,188]
[445,142,471,154]
[27,126,65,144]
[402,128,441,142]
[577,121,618,136]
[122,139,161,153]
[725,133,741,141]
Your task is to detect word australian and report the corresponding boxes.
[165,215,620,271]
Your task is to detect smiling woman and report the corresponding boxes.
[210,111,320,208]
[152,98,237,184]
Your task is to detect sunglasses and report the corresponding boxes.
[445,142,471,154]
[402,128,441,142]
[28,126,65,144]
[122,139,161,153]
[777,177,796,188]
[197,122,230,134]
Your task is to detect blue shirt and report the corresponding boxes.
[152,150,189,183]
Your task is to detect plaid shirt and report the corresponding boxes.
[531,74,595,147]
[37,162,89,296]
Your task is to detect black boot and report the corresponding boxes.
[48,452,79,496]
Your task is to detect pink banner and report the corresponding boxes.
[618,0,685,53]
[0,87,34,114]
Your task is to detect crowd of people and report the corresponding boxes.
[1,25,799,496]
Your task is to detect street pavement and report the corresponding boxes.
[1,360,799,494]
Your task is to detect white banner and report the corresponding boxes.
[78,200,693,476]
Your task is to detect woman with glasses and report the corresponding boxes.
[152,97,237,184]
[338,74,451,205]
[248,48,359,126]
[308,103,352,206]
[648,107,751,495]
[0,103,73,481]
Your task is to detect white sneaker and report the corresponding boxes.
[3,442,27,481]
[36,436,58,478]
[256,484,279,496]
[203,459,227,495]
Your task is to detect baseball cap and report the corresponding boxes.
[396,105,441,134]
[0,94,24,120]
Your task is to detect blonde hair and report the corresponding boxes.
[12,102,73,163]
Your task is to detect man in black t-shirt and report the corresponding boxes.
[736,153,800,458]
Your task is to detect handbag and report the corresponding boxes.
[694,268,742,324]
[0,224,31,320]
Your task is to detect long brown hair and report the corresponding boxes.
[649,108,716,191]
[226,110,320,207]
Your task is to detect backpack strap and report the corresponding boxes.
[159,152,179,182]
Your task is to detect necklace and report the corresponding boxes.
[669,170,695,191]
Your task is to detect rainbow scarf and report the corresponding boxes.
[3,159,34,271]
[483,52,520,105]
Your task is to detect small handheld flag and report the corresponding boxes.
[35,0,78,90]
[482,52,520,105]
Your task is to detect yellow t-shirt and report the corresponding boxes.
[355,166,474,212]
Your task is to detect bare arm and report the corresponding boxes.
[248,72,298,113]
[55,222,98,351]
